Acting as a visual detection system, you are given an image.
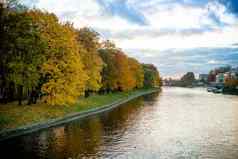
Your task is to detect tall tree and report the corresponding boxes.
[143,64,161,88]
[99,48,119,92]
[128,57,144,88]
[76,28,103,94]
[180,72,195,86]
[27,10,88,105]
[0,10,46,104]
[115,51,135,91]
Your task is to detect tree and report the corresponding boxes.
[27,10,88,105]
[99,43,136,92]
[143,64,161,88]
[101,40,116,49]
[180,72,195,86]
[115,51,135,91]
[0,10,46,105]
[225,79,238,87]
[0,7,163,106]
[76,28,103,94]
[99,48,119,92]
[128,57,144,88]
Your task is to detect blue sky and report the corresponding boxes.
[22,0,238,78]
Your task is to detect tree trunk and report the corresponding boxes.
[85,90,90,98]
[28,89,39,105]
[8,82,15,102]
[18,85,23,105]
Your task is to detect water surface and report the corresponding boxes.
[1,87,238,159]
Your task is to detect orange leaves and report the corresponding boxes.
[128,58,144,88]
[114,51,135,91]
[99,49,147,92]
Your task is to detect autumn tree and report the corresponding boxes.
[128,57,144,88]
[99,41,138,92]
[27,10,88,105]
[114,51,135,91]
[76,28,103,95]
[99,48,119,92]
[0,6,162,106]
[100,42,159,92]
[101,40,116,50]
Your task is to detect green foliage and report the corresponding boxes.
[180,72,195,86]
[99,48,119,91]
[0,9,46,103]
[6,13,45,86]
[143,64,161,88]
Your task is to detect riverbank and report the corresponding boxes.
[0,88,160,141]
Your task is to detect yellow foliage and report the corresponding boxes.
[128,57,144,88]
[76,28,104,92]
[28,10,88,105]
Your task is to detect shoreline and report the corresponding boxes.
[164,86,238,95]
[0,88,160,141]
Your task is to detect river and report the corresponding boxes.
[1,87,238,159]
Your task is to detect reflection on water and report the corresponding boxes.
[1,87,238,159]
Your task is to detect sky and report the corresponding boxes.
[22,0,238,78]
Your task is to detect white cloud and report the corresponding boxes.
[32,0,144,33]
[22,0,238,77]
[208,60,220,64]
[25,0,238,52]
[109,1,238,51]
[115,25,238,51]
[146,4,205,30]
[36,0,100,16]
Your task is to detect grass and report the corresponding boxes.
[0,88,158,131]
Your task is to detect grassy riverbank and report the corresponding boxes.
[0,88,159,131]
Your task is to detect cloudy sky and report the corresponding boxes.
[22,0,238,78]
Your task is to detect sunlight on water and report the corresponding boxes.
[1,87,238,159]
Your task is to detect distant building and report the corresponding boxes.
[216,73,224,83]
[215,66,231,74]
[230,68,238,79]
[199,74,208,82]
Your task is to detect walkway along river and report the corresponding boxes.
[1,87,238,159]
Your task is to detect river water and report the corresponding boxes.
[1,87,238,159]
